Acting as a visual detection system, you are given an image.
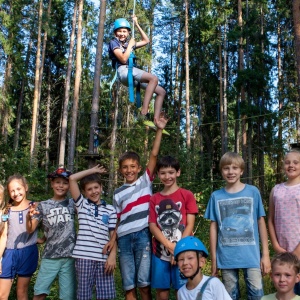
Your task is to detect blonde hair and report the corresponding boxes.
[284,149,300,161]
[219,152,245,171]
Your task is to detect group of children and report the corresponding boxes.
[0,12,298,300]
[0,111,299,300]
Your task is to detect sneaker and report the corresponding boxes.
[143,121,170,136]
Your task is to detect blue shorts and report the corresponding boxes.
[75,258,116,300]
[117,65,148,89]
[0,244,38,279]
[117,227,151,291]
[34,258,76,300]
[151,254,186,290]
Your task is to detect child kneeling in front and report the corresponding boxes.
[174,236,232,300]
[262,252,300,300]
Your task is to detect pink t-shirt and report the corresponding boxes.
[149,188,198,261]
[273,183,300,251]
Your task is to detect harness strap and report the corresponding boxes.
[128,52,136,103]
[196,276,215,300]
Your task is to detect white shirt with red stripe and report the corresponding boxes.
[113,169,154,238]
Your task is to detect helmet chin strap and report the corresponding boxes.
[179,266,201,280]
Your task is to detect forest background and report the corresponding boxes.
[1,0,300,298]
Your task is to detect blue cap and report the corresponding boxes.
[114,18,131,32]
[174,236,208,260]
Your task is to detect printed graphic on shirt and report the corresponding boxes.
[47,206,73,225]
[156,199,184,258]
[218,197,255,246]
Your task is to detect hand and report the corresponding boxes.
[292,243,300,259]
[260,255,271,276]
[105,254,116,274]
[102,240,115,255]
[274,245,287,254]
[211,260,219,277]
[27,202,39,219]
[132,15,138,24]
[155,111,169,130]
[92,165,106,174]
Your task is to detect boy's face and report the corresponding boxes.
[221,164,243,185]
[51,178,69,200]
[271,262,300,295]
[115,28,130,42]
[283,152,300,180]
[177,251,205,278]
[83,181,102,204]
[119,159,141,184]
[157,167,180,188]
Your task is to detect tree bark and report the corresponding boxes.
[68,0,83,172]
[58,1,77,167]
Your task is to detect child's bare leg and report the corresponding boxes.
[153,85,166,124]
[0,278,13,300]
[155,288,170,300]
[125,288,137,300]
[16,277,31,300]
[139,285,152,300]
[140,73,159,115]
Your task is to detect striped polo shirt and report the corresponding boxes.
[72,194,117,262]
[113,169,154,238]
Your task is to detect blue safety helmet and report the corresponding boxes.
[174,236,208,260]
[113,18,131,32]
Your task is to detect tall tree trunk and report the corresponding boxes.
[108,83,119,198]
[45,68,51,183]
[292,0,300,139]
[58,1,77,167]
[30,0,43,165]
[184,0,191,150]
[88,0,106,167]
[13,37,32,151]
[68,0,83,172]
[237,0,247,176]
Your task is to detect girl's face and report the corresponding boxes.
[115,28,130,42]
[83,181,102,204]
[283,152,300,180]
[8,179,28,205]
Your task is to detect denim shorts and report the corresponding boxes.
[34,258,76,300]
[117,227,151,290]
[0,244,38,279]
[151,254,186,290]
[222,268,264,300]
[75,258,116,300]
[117,65,148,89]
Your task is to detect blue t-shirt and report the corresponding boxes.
[204,184,265,269]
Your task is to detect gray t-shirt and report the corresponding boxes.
[34,198,76,258]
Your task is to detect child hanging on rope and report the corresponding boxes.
[108,15,166,127]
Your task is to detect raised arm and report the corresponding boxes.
[147,112,168,176]
[132,16,150,49]
[69,165,106,200]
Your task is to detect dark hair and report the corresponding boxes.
[156,156,180,172]
[79,174,102,191]
[118,151,140,168]
[271,252,300,274]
